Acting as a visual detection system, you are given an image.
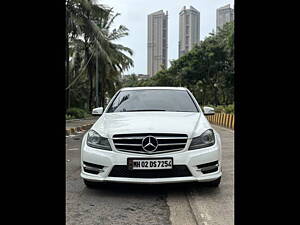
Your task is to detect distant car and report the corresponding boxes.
[81,87,222,187]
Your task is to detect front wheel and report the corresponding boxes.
[204,177,221,187]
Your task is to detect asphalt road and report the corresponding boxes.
[66,125,234,225]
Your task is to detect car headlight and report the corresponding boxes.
[189,129,215,150]
[86,130,111,150]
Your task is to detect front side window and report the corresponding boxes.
[107,89,199,113]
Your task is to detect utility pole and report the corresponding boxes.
[95,48,99,107]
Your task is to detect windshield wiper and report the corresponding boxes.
[124,109,167,112]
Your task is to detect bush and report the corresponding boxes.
[214,105,225,113]
[66,107,87,119]
[65,114,75,120]
[206,104,234,114]
[224,104,234,114]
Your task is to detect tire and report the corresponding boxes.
[83,179,99,188]
[204,177,221,187]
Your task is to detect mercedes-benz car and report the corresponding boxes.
[80,87,222,187]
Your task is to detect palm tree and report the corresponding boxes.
[66,0,133,111]
[93,10,133,107]
[66,0,109,110]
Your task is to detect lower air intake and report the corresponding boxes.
[108,165,192,178]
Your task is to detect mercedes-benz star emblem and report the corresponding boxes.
[142,136,158,152]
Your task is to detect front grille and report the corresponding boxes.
[113,133,188,154]
[108,165,192,178]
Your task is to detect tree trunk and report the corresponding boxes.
[88,65,93,112]
[98,64,105,107]
[214,87,219,106]
[65,11,70,110]
[85,12,93,112]
[224,90,228,105]
[202,91,205,106]
[222,90,225,105]
[101,73,105,107]
[95,50,99,107]
[85,42,93,112]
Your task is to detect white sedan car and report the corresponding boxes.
[81,87,222,187]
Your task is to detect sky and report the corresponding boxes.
[97,0,234,75]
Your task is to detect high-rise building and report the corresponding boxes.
[147,10,168,77]
[216,4,234,32]
[178,6,200,58]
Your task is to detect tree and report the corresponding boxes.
[120,21,234,106]
[66,0,133,111]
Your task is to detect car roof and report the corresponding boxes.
[120,86,188,91]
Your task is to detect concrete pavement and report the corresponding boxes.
[166,125,234,225]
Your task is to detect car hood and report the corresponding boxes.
[91,112,212,139]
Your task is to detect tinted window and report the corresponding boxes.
[107,89,199,113]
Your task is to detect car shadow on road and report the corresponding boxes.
[84,181,221,197]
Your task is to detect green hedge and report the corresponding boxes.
[206,104,234,114]
[66,107,88,119]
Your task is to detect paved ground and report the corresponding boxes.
[66,125,234,225]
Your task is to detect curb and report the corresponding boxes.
[65,123,94,136]
[66,116,94,122]
[206,113,234,130]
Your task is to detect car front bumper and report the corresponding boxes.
[80,140,222,184]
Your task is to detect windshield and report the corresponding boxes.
[106,89,199,113]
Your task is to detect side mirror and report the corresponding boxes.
[203,106,215,116]
[92,107,103,116]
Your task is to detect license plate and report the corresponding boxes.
[127,158,173,170]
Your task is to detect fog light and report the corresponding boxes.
[83,161,105,174]
[196,161,219,174]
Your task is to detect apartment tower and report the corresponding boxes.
[178,6,200,58]
[216,4,234,32]
[147,10,168,77]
